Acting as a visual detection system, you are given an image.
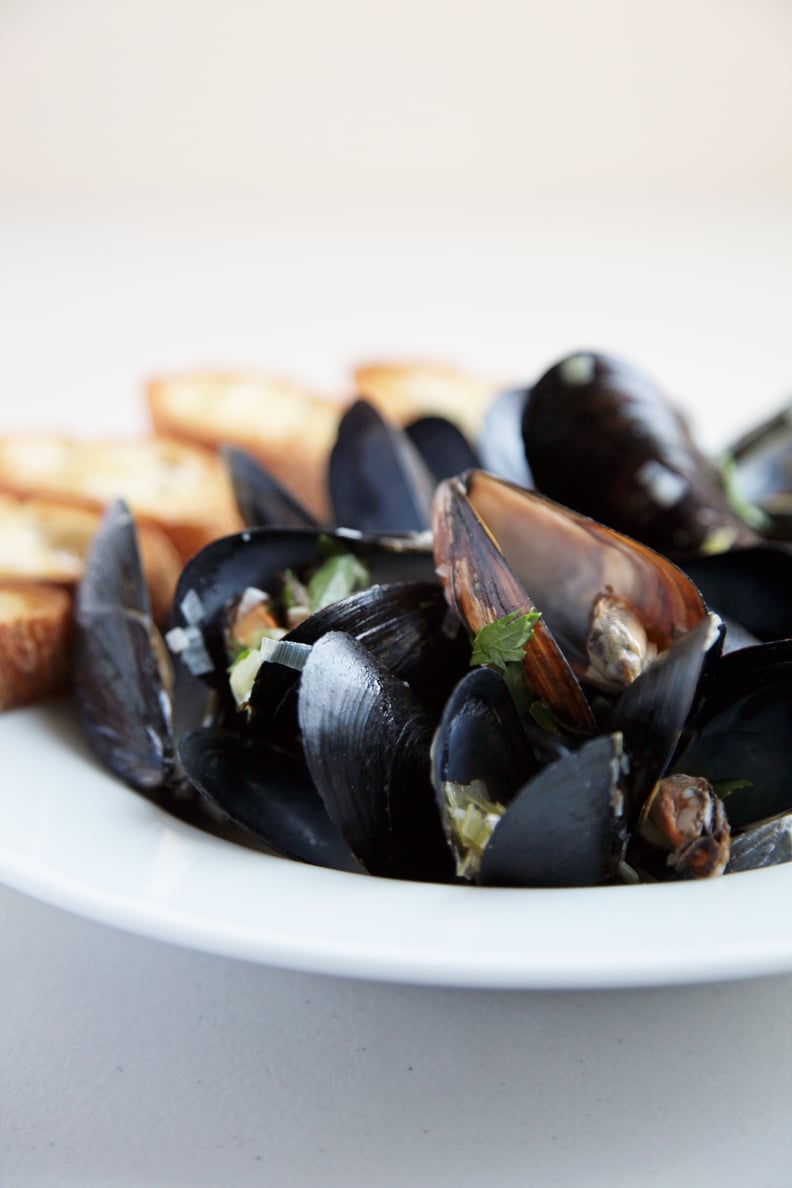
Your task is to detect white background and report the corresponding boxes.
[2,2,792,1185]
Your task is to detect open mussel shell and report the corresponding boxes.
[221,445,320,530]
[177,727,360,872]
[328,399,436,533]
[432,667,541,812]
[171,526,435,687]
[433,473,596,732]
[478,733,627,888]
[671,640,792,830]
[431,666,570,879]
[298,631,454,882]
[522,351,756,554]
[608,613,725,823]
[440,470,707,689]
[404,415,480,483]
[675,545,792,644]
[74,499,176,792]
[247,580,470,745]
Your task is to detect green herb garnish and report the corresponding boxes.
[227,645,252,670]
[713,777,753,799]
[528,698,565,736]
[470,610,541,672]
[718,455,772,533]
[307,552,371,613]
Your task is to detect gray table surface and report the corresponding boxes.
[3,880,792,1188]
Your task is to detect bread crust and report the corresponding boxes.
[0,494,181,624]
[0,584,73,710]
[146,372,345,520]
[0,434,242,561]
[352,360,500,438]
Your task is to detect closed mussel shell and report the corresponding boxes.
[404,414,481,483]
[74,499,176,793]
[522,351,755,553]
[671,640,792,830]
[298,631,454,882]
[328,400,436,533]
[479,733,627,888]
[177,727,360,872]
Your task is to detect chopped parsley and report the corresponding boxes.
[470,610,541,672]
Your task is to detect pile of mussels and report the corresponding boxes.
[73,352,792,886]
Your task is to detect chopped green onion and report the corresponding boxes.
[307,552,371,612]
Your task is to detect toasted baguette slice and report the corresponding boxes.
[0,495,181,624]
[0,583,73,710]
[0,435,241,562]
[352,361,502,439]
[146,372,344,519]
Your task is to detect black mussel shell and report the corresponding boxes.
[328,400,436,533]
[221,445,320,529]
[298,631,454,882]
[728,813,792,873]
[74,499,176,792]
[432,667,556,880]
[672,640,792,829]
[404,414,480,483]
[479,733,627,888]
[608,613,725,823]
[171,527,436,687]
[675,546,792,644]
[248,580,470,743]
[177,727,360,872]
[673,641,792,827]
[522,351,755,554]
[432,667,541,812]
[478,387,534,488]
[719,619,762,654]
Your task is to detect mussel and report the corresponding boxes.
[169,525,437,689]
[671,641,792,830]
[433,471,707,697]
[222,445,321,530]
[521,351,756,554]
[68,349,792,888]
[430,666,625,886]
[299,631,454,881]
[73,499,179,792]
[177,726,360,872]
[328,400,436,534]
